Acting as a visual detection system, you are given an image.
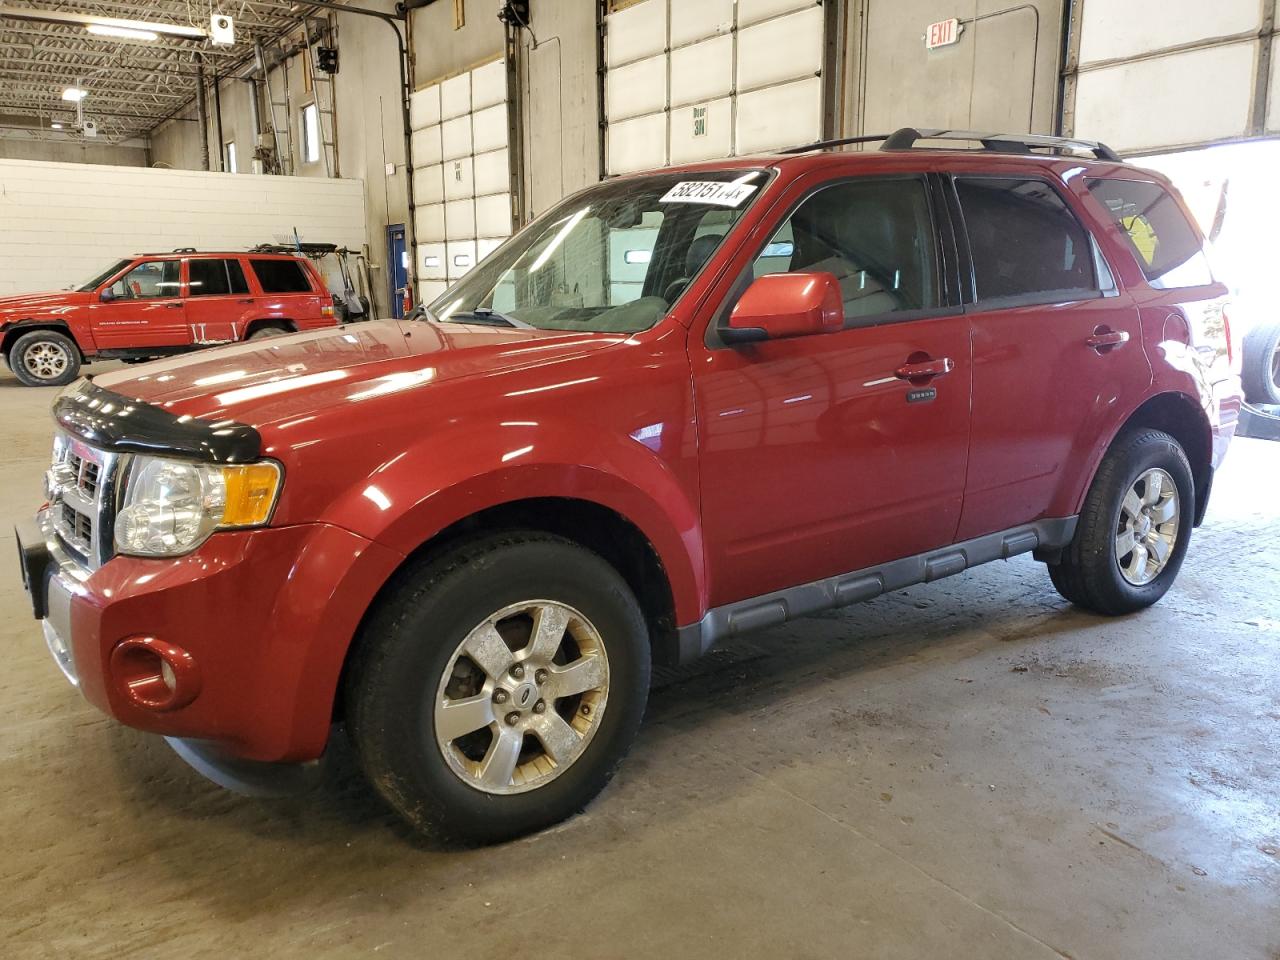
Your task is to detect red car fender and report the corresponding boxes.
[318,419,708,628]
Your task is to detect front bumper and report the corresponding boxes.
[16,510,403,766]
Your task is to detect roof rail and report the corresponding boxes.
[880,127,1123,162]
[778,133,893,154]
[779,127,1122,163]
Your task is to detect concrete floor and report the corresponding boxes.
[1,360,1277,959]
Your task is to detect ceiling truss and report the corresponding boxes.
[0,1,323,144]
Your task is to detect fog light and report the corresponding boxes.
[110,637,201,711]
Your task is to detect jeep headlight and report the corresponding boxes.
[114,456,282,557]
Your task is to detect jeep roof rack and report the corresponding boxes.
[782,127,1123,163]
[248,242,339,256]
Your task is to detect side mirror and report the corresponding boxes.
[723,272,844,344]
[99,288,116,303]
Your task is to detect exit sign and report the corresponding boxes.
[925,18,962,50]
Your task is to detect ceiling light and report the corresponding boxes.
[86,24,158,41]
[50,122,63,129]
[62,87,88,102]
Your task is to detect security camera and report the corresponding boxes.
[210,14,235,45]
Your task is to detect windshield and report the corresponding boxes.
[74,258,133,292]
[429,170,769,333]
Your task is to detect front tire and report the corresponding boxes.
[1047,429,1195,615]
[9,329,80,387]
[345,531,651,843]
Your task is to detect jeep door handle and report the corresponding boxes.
[894,357,954,381]
[1086,327,1130,352]
[236,298,254,304]
[164,302,183,309]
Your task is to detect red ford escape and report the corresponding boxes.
[1,249,335,387]
[17,129,1241,843]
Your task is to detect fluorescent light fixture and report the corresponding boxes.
[87,23,158,40]
[0,6,207,40]
[62,87,88,102]
[50,122,63,130]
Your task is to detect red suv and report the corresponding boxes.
[17,129,1241,843]
[1,249,335,387]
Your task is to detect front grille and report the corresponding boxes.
[47,432,116,569]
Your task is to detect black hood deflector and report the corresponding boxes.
[53,379,262,464]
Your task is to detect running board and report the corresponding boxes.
[674,517,1078,663]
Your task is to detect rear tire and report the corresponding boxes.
[1241,322,1280,405]
[248,324,290,340]
[9,330,80,387]
[1047,429,1195,615]
[345,531,651,843]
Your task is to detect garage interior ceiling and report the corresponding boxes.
[0,0,305,143]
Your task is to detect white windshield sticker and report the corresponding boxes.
[660,180,758,208]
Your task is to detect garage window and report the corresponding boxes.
[956,177,1098,305]
[250,259,311,294]
[1086,178,1214,290]
[300,103,320,164]
[189,259,250,297]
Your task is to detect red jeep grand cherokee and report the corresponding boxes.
[1,249,334,387]
[17,129,1241,842]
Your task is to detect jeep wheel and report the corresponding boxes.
[9,330,81,387]
[346,532,651,843]
[248,324,290,341]
[1047,428,1194,615]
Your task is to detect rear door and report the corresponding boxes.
[247,257,330,331]
[690,171,973,607]
[184,257,255,343]
[950,173,1150,540]
[89,258,189,349]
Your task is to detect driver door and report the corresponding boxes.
[90,258,189,350]
[690,173,973,607]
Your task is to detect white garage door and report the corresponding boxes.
[409,57,514,306]
[603,0,828,175]
[1063,0,1279,155]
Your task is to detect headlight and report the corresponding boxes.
[114,455,282,557]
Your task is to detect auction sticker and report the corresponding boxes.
[660,180,758,207]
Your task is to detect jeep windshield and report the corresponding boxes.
[427,170,769,333]
[73,258,132,292]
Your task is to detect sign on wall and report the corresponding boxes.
[925,18,962,50]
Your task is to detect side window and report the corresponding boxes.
[188,258,248,297]
[955,177,1097,303]
[106,260,180,300]
[250,258,311,294]
[1085,178,1214,289]
[752,178,939,324]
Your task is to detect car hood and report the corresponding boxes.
[92,319,629,427]
[0,290,91,316]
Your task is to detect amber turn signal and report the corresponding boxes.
[219,462,282,527]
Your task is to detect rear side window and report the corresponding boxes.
[753,177,940,324]
[1086,178,1214,289]
[250,258,311,294]
[955,177,1097,303]
[188,258,250,297]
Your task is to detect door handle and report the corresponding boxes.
[164,302,183,309]
[1085,327,1130,353]
[894,357,954,382]
[236,298,254,304]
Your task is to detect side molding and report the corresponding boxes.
[675,517,1078,662]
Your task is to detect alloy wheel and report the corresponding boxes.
[433,599,610,795]
[1115,467,1180,586]
[23,341,69,382]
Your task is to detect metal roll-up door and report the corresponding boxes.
[409,57,515,306]
[602,0,828,176]
[1063,0,1279,155]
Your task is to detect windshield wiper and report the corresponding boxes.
[448,308,532,329]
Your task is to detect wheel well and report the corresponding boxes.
[244,318,296,337]
[2,322,78,358]
[333,498,680,722]
[1117,392,1213,519]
